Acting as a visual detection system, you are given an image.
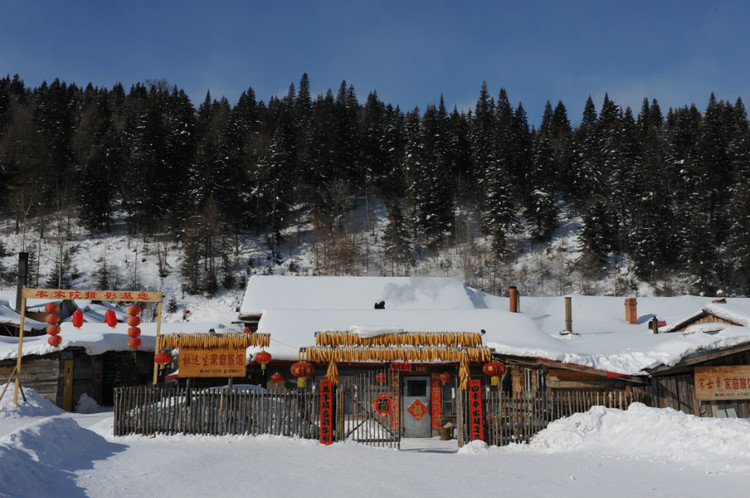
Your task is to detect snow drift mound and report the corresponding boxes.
[0,415,127,497]
[0,383,63,419]
[526,402,750,472]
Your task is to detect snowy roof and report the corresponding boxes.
[244,277,750,375]
[660,300,750,332]
[239,275,488,316]
[0,294,239,361]
[0,301,47,331]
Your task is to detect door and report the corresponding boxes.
[403,376,431,437]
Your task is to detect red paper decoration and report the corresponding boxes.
[45,313,60,325]
[439,372,452,385]
[291,361,314,388]
[48,335,62,347]
[72,310,84,328]
[44,302,60,313]
[270,372,284,387]
[319,379,333,445]
[127,327,141,338]
[104,309,117,328]
[128,337,142,349]
[46,325,61,336]
[254,350,272,371]
[127,316,141,327]
[375,372,387,384]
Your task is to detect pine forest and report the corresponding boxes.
[1,73,749,297]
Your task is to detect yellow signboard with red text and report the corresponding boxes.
[694,365,750,401]
[178,346,247,378]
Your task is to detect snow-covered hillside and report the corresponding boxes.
[0,203,696,315]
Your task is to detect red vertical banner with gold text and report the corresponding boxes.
[430,374,442,430]
[320,379,333,445]
[390,372,400,430]
[469,379,484,441]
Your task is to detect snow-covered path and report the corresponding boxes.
[2,389,750,498]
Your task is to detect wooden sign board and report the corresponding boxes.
[23,287,162,302]
[178,346,246,378]
[695,365,750,401]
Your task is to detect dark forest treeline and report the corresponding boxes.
[1,73,749,295]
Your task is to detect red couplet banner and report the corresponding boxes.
[469,379,484,441]
[320,379,333,445]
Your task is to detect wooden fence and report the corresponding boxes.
[113,378,400,448]
[458,389,644,446]
[113,385,320,438]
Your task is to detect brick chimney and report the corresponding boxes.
[624,298,638,324]
[509,286,519,313]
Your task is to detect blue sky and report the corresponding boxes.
[2,0,749,126]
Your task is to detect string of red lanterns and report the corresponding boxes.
[126,305,141,349]
[45,302,62,347]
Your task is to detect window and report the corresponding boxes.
[406,379,427,396]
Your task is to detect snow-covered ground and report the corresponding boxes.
[2,385,749,498]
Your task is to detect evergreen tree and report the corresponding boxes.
[72,90,117,232]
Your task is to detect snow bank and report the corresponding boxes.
[521,403,750,473]
[0,388,127,498]
[0,383,62,419]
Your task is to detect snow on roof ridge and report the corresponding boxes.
[702,302,749,326]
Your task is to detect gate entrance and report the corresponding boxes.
[403,376,431,437]
[337,370,400,448]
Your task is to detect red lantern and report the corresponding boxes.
[45,313,60,325]
[45,302,60,313]
[127,316,141,327]
[126,304,141,316]
[127,326,141,338]
[46,325,61,336]
[483,361,507,386]
[104,309,117,328]
[48,335,62,347]
[254,350,272,371]
[439,372,452,385]
[291,361,314,388]
[128,337,142,349]
[154,352,171,365]
[375,372,387,384]
[72,310,84,328]
[270,372,284,387]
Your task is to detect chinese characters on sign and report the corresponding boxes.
[178,346,246,378]
[390,373,400,430]
[371,393,392,417]
[430,376,442,430]
[407,399,428,421]
[390,362,412,372]
[469,379,484,441]
[320,379,333,445]
[23,287,161,302]
[695,365,750,400]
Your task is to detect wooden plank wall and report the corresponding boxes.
[650,350,750,418]
[0,355,60,403]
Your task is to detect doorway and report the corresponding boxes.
[403,376,431,437]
